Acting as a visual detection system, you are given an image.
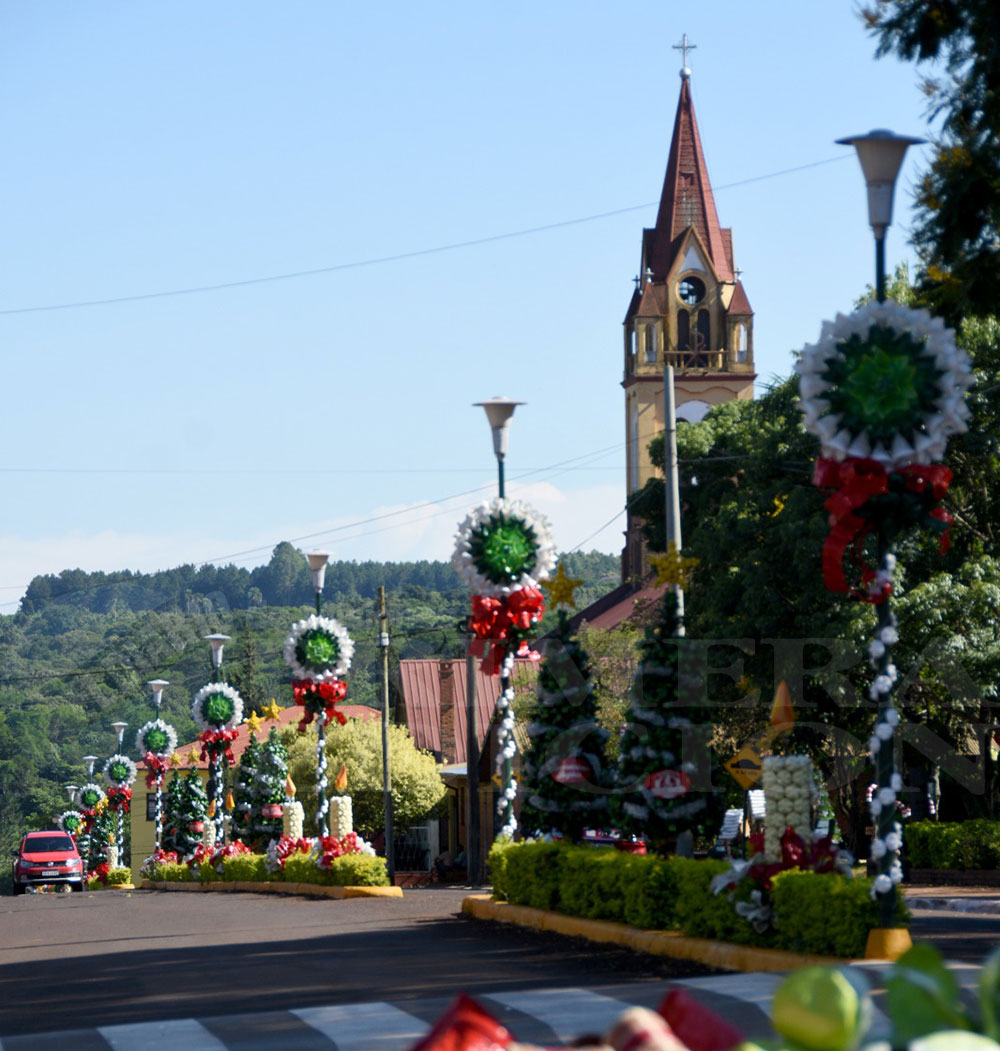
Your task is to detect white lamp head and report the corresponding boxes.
[83,755,98,777]
[306,551,330,593]
[147,679,169,708]
[65,784,78,802]
[474,397,524,458]
[110,721,128,746]
[836,129,924,237]
[204,633,231,669]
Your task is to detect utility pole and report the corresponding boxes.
[378,587,395,884]
[465,641,481,884]
[663,362,685,636]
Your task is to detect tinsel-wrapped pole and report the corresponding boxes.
[141,679,175,851]
[315,710,330,836]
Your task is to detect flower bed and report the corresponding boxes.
[489,842,908,959]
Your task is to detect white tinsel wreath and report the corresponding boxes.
[104,753,137,788]
[452,497,557,596]
[283,614,354,683]
[191,682,244,731]
[136,718,178,758]
[57,809,85,834]
[77,782,106,809]
[797,300,973,470]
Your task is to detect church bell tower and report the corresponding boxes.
[622,41,756,583]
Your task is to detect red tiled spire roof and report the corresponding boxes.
[647,77,733,283]
[727,280,753,315]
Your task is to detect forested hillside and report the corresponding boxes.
[0,544,619,861]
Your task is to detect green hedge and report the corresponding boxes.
[146,853,389,887]
[106,866,132,886]
[907,820,1000,870]
[490,843,908,958]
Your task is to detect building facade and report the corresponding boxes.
[622,64,756,582]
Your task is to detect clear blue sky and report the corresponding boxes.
[0,2,935,607]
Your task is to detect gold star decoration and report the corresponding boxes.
[542,561,584,609]
[169,750,184,768]
[649,542,700,590]
[245,712,263,737]
[262,698,283,722]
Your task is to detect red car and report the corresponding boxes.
[10,831,85,894]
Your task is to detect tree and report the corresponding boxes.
[864,0,1000,323]
[615,592,725,853]
[253,727,288,847]
[286,719,445,839]
[231,734,261,846]
[161,772,184,855]
[520,609,609,841]
[229,619,267,715]
[173,769,208,858]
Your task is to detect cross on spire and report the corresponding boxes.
[673,33,696,77]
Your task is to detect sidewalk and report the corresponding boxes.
[904,884,1000,916]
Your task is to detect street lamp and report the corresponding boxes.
[83,755,98,778]
[147,679,169,709]
[204,634,231,680]
[65,784,78,803]
[306,551,330,615]
[474,397,523,499]
[836,129,924,302]
[474,397,524,843]
[111,722,128,748]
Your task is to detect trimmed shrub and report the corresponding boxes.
[771,870,910,958]
[907,820,1000,870]
[220,854,268,882]
[106,867,132,886]
[147,861,194,882]
[672,857,764,947]
[487,840,512,901]
[280,853,389,887]
[559,848,633,921]
[504,842,566,911]
[622,853,679,931]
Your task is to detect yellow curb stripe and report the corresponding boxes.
[141,879,401,899]
[462,895,849,972]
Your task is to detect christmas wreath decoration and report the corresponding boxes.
[453,497,557,596]
[283,614,354,683]
[77,782,105,811]
[191,682,244,732]
[58,810,85,835]
[104,754,137,788]
[136,718,177,758]
[797,300,972,468]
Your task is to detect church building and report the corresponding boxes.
[621,48,756,583]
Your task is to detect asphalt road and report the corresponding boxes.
[0,888,716,1038]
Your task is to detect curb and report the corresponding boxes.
[141,879,402,899]
[462,895,876,972]
[87,883,135,892]
[907,897,1000,915]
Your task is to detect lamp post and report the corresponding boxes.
[307,551,329,616]
[837,127,923,929]
[65,784,78,804]
[475,397,523,839]
[304,551,331,836]
[83,755,98,778]
[111,722,128,748]
[147,679,169,710]
[836,129,924,303]
[109,723,128,861]
[204,634,231,682]
[146,679,170,850]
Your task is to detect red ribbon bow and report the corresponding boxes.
[293,679,348,732]
[106,786,133,813]
[144,752,170,788]
[198,727,239,765]
[813,457,953,603]
[468,587,545,675]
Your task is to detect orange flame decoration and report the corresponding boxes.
[769,680,796,734]
[334,765,348,792]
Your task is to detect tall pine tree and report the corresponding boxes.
[615,591,723,853]
[520,608,609,842]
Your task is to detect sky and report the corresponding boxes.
[0,2,937,610]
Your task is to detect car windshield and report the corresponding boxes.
[24,836,75,853]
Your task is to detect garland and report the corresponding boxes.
[103,754,137,788]
[57,810,85,835]
[78,782,106,811]
[136,719,177,758]
[284,615,353,683]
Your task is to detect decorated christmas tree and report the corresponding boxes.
[87,805,115,872]
[615,587,723,853]
[161,771,184,855]
[232,732,262,845]
[521,566,608,842]
[174,768,209,858]
[254,726,289,847]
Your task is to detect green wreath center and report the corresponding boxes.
[296,629,341,671]
[109,762,130,782]
[822,327,944,443]
[145,728,169,752]
[82,790,100,807]
[203,692,235,726]
[65,815,81,830]
[470,516,538,585]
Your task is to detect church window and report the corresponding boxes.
[737,323,748,363]
[677,309,690,351]
[678,276,705,305]
[645,325,658,364]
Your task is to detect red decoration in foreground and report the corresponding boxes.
[144,753,170,788]
[106,786,132,813]
[659,988,744,1051]
[468,587,545,675]
[410,993,511,1051]
[745,826,840,891]
[292,679,348,731]
[813,457,953,603]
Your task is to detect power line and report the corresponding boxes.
[0,156,849,316]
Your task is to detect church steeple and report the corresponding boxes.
[620,48,756,586]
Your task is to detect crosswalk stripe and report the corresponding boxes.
[677,972,783,1009]
[293,1001,427,1050]
[486,987,629,1044]
[98,1017,229,1051]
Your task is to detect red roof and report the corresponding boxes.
[635,281,668,319]
[647,78,733,283]
[138,703,380,771]
[727,280,753,316]
[398,658,538,763]
[568,583,667,632]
